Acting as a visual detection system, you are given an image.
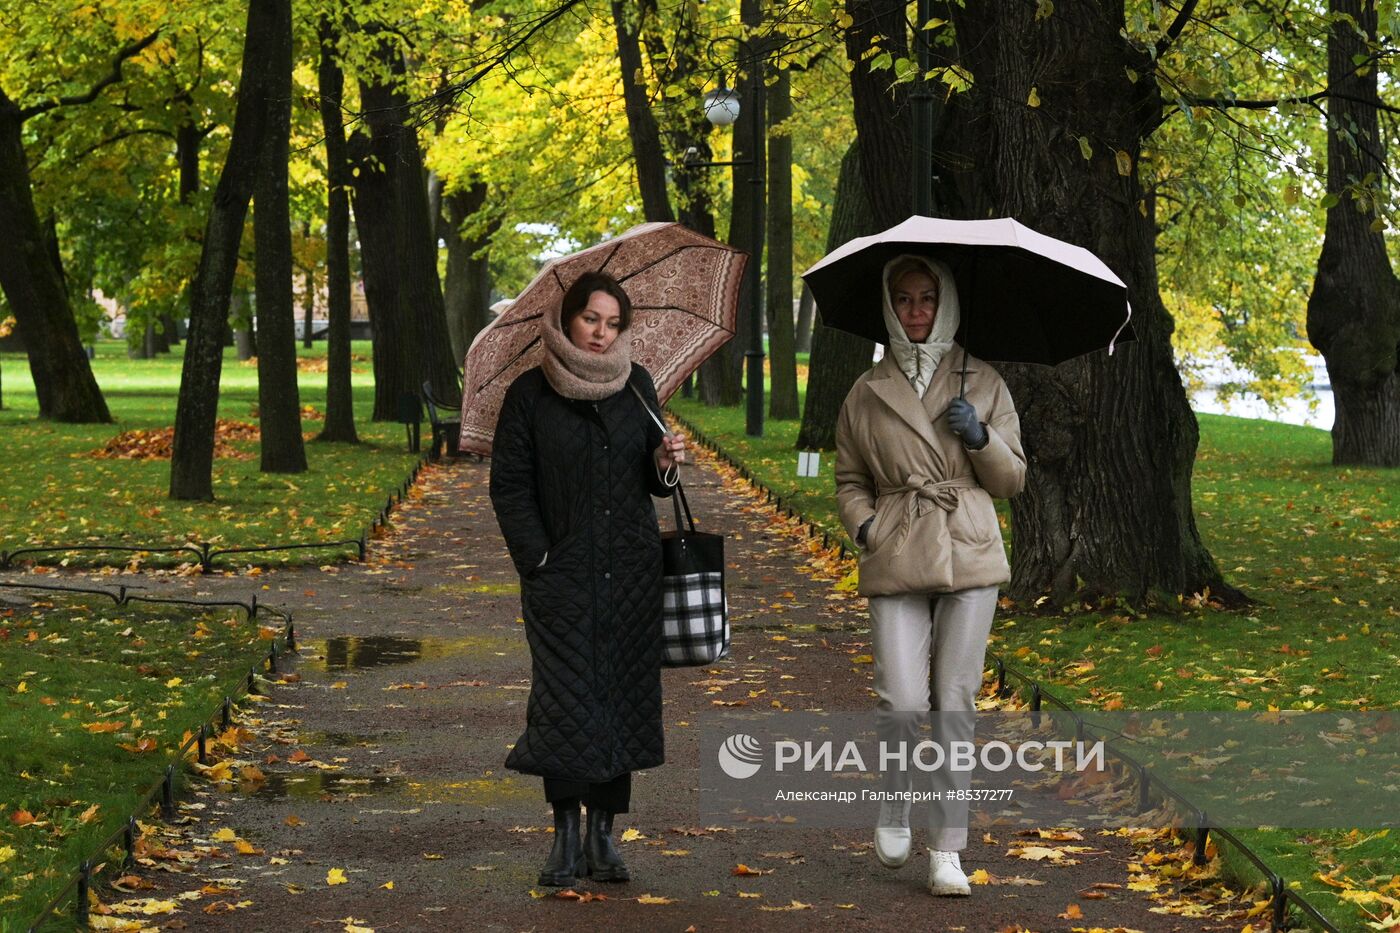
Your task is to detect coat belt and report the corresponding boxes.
[876,474,978,555]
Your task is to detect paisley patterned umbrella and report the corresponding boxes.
[458,222,747,456]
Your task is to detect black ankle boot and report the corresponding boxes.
[583,808,630,882]
[538,801,585,886]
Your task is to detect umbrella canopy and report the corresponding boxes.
[458,222,747,456]
[801,216,1134,365]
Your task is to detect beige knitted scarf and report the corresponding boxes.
[540,304,632,400]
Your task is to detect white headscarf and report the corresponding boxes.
[881,254,960,397]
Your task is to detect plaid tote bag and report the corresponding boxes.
[630,385,730,667]
[659,482,730,666]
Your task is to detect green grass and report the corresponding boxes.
[670,395,1399,931]
[0,594,271,928]
[0,341,421,567]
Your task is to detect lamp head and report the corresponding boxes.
[702,86,741,127]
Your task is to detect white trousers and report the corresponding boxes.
[869,586,998,851]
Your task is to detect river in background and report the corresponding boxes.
[1187,353,1333,432]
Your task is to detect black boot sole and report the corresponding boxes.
[537,855,586,887]
[588,867,630,883]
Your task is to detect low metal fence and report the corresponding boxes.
[0,580,299,932]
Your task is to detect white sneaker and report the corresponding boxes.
[874,800,911,868]
[928,849,970,896]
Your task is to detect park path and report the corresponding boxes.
[45,450,1247,932]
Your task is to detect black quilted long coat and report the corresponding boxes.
[489,363,672,782]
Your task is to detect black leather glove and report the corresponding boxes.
[857,516,874,547]
[945,398,988,449]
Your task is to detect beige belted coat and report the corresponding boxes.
[835,345,1026,597]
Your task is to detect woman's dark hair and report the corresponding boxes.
[560,271,633,332]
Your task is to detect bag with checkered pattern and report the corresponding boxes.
[659,480,729,666]
[629,384,730,667]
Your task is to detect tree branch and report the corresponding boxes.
[411,0,586,126]
[18,29,161,122]
[1155,0,1200,58]
[70,127,175,162]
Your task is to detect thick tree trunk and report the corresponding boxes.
[638,0,716,239]
[253,0,306,474]
[797,143,877,450]
[354,37,459,416]
[844,0,911,229]
[346,125,405,421]
[317,17,358,444]
[442,182,496,366]
[170,0,280,500]
[0,92,111,423]
[945,1,1234,604]
[766,66,798,420]
[611,0,674,223]
[1306,0,1400,466]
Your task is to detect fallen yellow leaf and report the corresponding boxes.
[327,868,348,886]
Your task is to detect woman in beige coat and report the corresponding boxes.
[835,254,1026,896]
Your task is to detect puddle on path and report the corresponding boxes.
[246,771,531,808]
[404,775,534,806]
[297,730,406,748]
[249,772,407,801]
[432,581,521,596]
[304,634,516,671]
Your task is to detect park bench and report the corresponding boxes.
[421,380,462,461]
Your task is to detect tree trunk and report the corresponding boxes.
[944,0,1234,604]
[797,142,876,450]
[301,265,315,348]
[638,0,716,238]
[766,66,798,419]
[1306,0,1400,466]
[175,119,204,348]
[611,0,674,223]
[317,15,358,443]
[354,36,459,416]
[301,217,316,349]
[170,0,280,500]
[795,282,815,353]
[845,0,911,229]
[706,0,765,408]
[0,92,111,423]
[346,125,405,421]
[253,0,306,475]
[635,0,727,402]
[233,293,255,361]
[442,181,495,366]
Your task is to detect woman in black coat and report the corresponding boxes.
[489,271,685,887]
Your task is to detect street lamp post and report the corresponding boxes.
[701,41,766,438]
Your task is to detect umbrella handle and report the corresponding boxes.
[959,344,968,400]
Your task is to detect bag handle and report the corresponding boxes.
[629,382,680,487]
[629,383,694,534]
